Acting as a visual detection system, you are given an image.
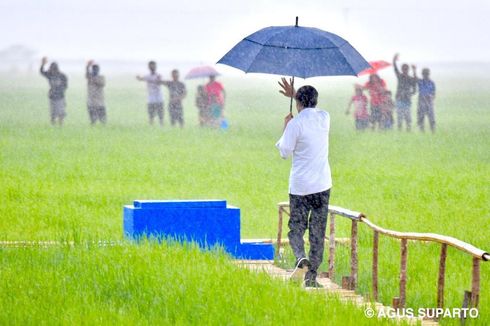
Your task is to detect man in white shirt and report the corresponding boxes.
[137,61,164,126]
[276,78,332,288]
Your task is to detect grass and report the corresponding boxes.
[0,70,489,325]
[1,241,398,325]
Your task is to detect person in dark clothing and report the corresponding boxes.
[393,53,417,131]
[40,57,68,126]
[413,66,436,132]
[160,69,186,128]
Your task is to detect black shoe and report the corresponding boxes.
[290,257,310,280]
[304,278,323,288]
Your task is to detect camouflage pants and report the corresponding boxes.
[169,103,184,127]
[148,103,164,125]
[417,97,435,132]
[288,189,330,279]
[49,98,66,123]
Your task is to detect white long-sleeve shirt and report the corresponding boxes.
[276,107,332,196]
[142,73,163,104]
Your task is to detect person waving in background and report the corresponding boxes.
[86,60,106,125]
[40,57,68,126]
[393,53,417,131]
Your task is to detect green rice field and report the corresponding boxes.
[0,68,488,325]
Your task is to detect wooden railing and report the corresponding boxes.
[276,202,489,310]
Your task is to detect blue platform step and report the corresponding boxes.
[123,200,274,260]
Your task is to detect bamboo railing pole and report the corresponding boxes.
[276,206,284,257]
[351,220,358,290]
[372,230,379,301]
[328,213,336,279]
[360,217,488,260]
[437,243,448,308]
[400,238,408,308]
[471,257,480,308]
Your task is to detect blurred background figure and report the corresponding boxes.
[204,75,225,128]
[40,57,68,126]
[160,69,186,128]
[393,53,417,131]
[196,85,209,127]
[414,66,436,133]
[380,90,394,130]
[363,74,386,130]
[346,85,369,131]
[137,61,164,126]
[86,60,106,125]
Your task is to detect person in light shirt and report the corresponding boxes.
[85,60,106,125]
[137,61,164,126]
[276,78,332,288]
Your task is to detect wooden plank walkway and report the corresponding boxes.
[235,260,439,326]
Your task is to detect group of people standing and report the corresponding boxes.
[195,75,226,128]
[40,57,109,126]
[346,53,436,132]
[136,61,187,127]
[39,58,226,128]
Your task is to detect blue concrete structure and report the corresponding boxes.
[123,200,274,260]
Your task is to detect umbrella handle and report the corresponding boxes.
[289,76,295,115]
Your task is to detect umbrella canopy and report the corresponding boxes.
[358,60,391,76]
[185,65,220,79]
[217,18,370,79]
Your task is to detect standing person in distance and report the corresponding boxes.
[196,85,209,127]
[40,57,68,126]
[204,75,226,128]
[137,61,164,126]
[346,84,369,131]
[413,66,436,133]
[393,53,417,131]
[86,60,106,125]
[160,69,187,128]
[363,74,387,130]
[276,78,332,288]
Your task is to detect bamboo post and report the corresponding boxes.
[372,231,379,301]
[350,220,358,290]
[399,238,408,308]
[471,257,480,308]
[328,213,336,279]
[437,243,448,308]
[461,290,471,325]
[392,297,400,309]
[342,276,353,290]
[276,206,284,257]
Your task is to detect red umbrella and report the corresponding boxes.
[358,60,391,76]
[185,65,220,79]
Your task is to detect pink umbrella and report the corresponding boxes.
[185,65,220,79]
[358,60,391,76]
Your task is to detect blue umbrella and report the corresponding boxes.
[217,17,370,112]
